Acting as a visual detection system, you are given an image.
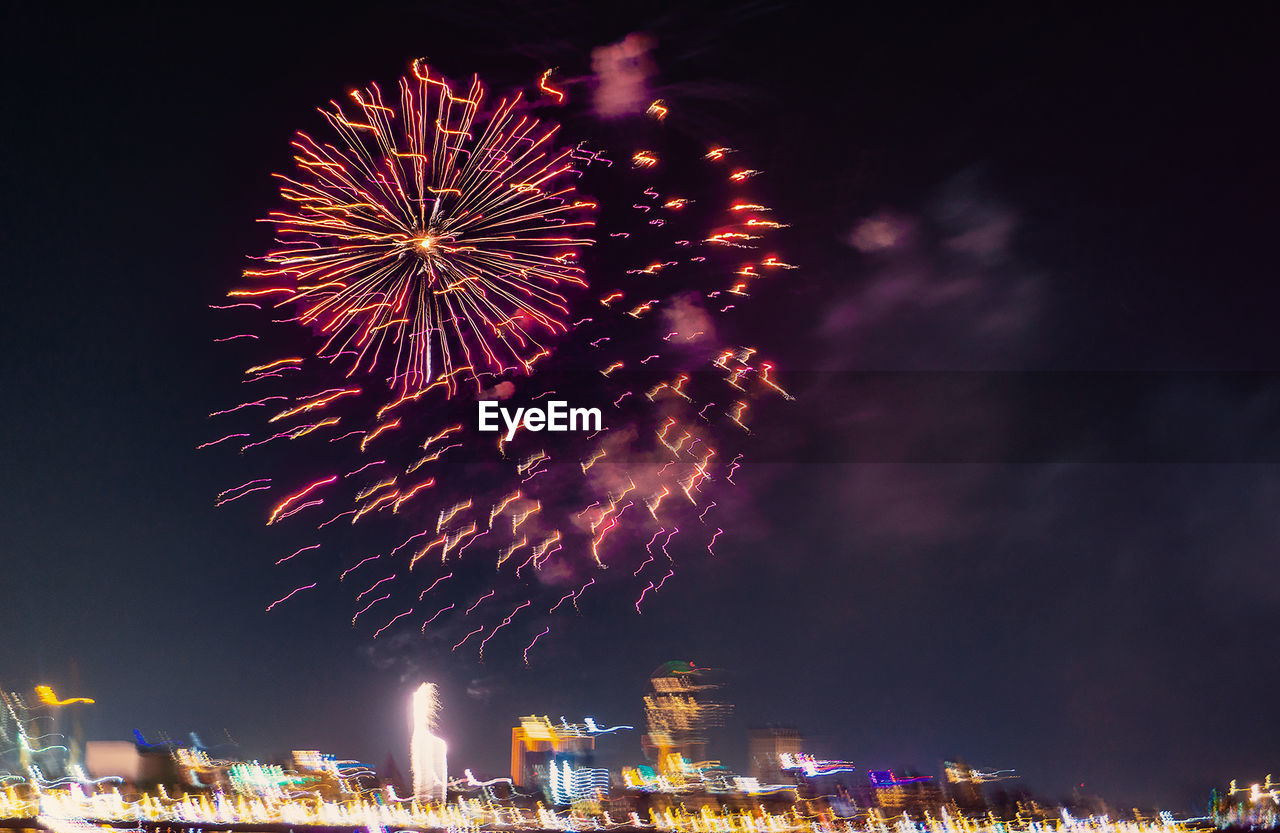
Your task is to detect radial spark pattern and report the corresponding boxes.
[239,60,595,396]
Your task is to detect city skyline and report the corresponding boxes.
[6,671,1268,821]
[1,0,1276,815]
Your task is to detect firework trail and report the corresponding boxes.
[208,60,794,661]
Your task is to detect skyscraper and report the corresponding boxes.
[641,661,730,773]
[510,715,595,787]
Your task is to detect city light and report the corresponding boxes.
[0,676,1262,833]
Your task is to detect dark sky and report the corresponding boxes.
[2,0,1277,813]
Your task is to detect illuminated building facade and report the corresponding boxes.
[511,715,595,787]
[511,715,632,804]
[641,661,730,774]
[869,770,943,818]
[547,760,611,805]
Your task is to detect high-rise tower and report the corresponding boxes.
[641,661,730,773]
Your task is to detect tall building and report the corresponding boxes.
[748,727,803,784]
[510,716,623,805]
[641,661,730,773]
[510,715,596,787]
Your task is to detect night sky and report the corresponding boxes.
[2,1,1277,812]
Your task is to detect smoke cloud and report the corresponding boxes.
[591,33,656,118]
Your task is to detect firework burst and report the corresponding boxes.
[209,62,795,664]
[239,60,595,397]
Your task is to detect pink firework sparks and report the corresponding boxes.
[422,604,456,631]
[373,609,414,639]
[266,582,317,612]
[339,554,380,581]
[465,589,496,614]
[523,627,551,665]
[451,626,485,652]
[478,600,531,658]
[418,573,454,600]
[276,543,320,565]
[634,582,655,614]
[351,594,389,624]
[197,433,250,450]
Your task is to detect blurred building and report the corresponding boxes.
[641,661,730,774]
[86,741,176,787]
[291,750,354,800]
[2,688,71,782]
[869,770,942,818]
[511,715,596,787]
[511,715,622,805]
[1212,776,1279,829]
[547,759,611,805]
[777,752,858,800]
[943,759,988,813]
[0,690,23,776]
[749,727,803,785]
